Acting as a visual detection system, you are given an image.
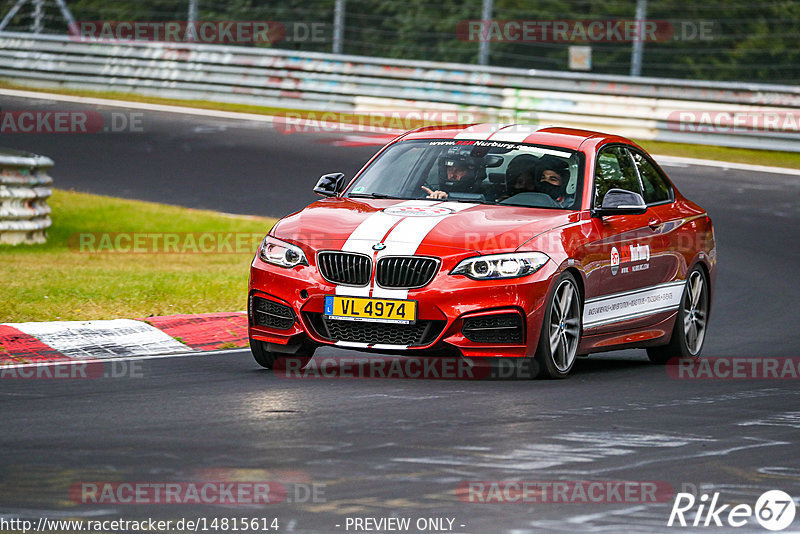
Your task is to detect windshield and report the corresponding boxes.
[347,139,583,210]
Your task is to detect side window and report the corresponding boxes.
[630,151,673,204]
[594,146,642,207]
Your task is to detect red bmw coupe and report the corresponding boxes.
[248,124,716,378]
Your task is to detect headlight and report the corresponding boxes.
[258,236,308,268]
[450,252,549,280]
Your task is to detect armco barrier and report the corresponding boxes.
[0,148,53,245]
[0,32,799,151]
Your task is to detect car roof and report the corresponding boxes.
[399,123,638,152]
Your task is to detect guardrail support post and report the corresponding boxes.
[478,0,493,66]
[630,0,647,76]
[333,0,345,54]
[31,0,43,33]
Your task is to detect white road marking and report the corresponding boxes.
[739,411,800,429]
[6,319,190,358]
[0,347,250,370]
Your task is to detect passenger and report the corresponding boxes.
[534,156,569,203]
[497,154,538,202]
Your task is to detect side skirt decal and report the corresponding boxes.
[583,280,685,329]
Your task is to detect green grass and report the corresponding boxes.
[0,190,276,322]
[633,140,800,170]
[3,79,798,169]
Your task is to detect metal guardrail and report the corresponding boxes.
[0,147,53,245]
[0,32,799,151]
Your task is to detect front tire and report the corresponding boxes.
[250,338,280,369]
[647,266,709,364]
[250,338,313,370]
[533,272,582,379]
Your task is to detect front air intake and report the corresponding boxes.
[462,313,524,344]
[251,297,295,330]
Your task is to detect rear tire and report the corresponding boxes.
[647,266,709,364]
[533,272,582,379]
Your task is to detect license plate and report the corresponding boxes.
[324,296,417,324]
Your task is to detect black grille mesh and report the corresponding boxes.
[251,297,295,330]
[307,313,444,346]
[462,313,524,344]
[317,252,372,286]
[376,257,438,288]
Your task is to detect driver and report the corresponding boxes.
[421,151,482,200]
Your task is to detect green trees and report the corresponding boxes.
[0,0,796,83]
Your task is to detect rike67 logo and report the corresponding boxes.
[668,490,796,530]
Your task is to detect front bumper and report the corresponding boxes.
[248,255,557,359]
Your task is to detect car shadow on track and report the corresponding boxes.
[243,348,658,382]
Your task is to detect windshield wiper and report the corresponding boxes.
[348,192,405,199]
[443,198,492,204]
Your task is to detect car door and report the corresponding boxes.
[627,148,683,289]
[580,145,662,333]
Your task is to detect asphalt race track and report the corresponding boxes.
[1,93,800,533]
[0,94,377,217]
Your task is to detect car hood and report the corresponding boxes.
[272,198,576,255]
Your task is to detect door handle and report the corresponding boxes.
[648,218,661,230]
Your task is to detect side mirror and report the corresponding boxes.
[595,188,647,216]
[313,172,346,197]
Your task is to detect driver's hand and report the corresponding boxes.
[421,186,448,200]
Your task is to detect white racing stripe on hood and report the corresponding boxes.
[372,201,473,299]
[336,200,430,297]
[331,200,474,299]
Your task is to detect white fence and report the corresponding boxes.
[0,148,53,245]
[1,32,799,151]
